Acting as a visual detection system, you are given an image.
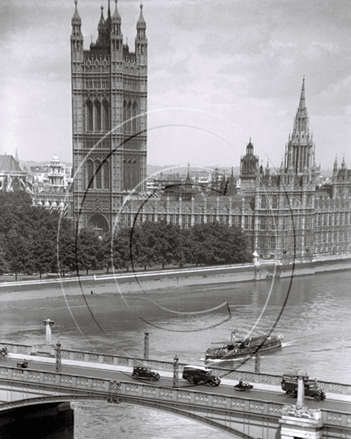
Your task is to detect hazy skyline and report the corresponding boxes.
[2,0,351,172]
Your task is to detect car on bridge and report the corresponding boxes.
[281,373,326,401]
[131,366,160,381]
[182,365,221,386]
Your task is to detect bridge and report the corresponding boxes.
[0,341,351,439]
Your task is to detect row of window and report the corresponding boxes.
[86,159,110,190]
[117,214,254,230]
[123,101,139,134]
[316,212,351,226]
[315,231,350,244]
[260,194,314,209]
[83,139,111,150]
[85,80,110,89]
[86,100,109,132]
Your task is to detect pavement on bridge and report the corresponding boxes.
[4,353,351,413]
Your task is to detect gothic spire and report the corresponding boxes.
[98,5,105,31]
[137,3,146,29]
[72,0,81,24]
[112,0,121,23]
[299,75,306,109]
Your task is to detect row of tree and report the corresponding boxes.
[0,192,251,279]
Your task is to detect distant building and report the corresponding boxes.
[0,154,31,193]
[31,155,73,217]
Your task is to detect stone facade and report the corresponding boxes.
[70,0,147,234]
[118,79,351,261]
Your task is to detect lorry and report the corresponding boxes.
[281,373,326,402]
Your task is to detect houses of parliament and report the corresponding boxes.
[70,0,351,261]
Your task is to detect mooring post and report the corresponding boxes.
[144,331,149,359]
[255,351,260,373]
[173,355,179,387]
[55,341,61,373]
[43,319,54,345]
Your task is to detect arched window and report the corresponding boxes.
[123,101,127,133]
[95,159,102,189]
[132,159,137,189]
[127,159,132,189]
[127,102,132,133]
[95,100,101,132]
[102,101,109,131]
[86,101,93,132]
[103,161,110,189]
[87,160,94,188]
[261,195,266,209]
[132,102,138,133]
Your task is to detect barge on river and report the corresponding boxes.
[205,333,283,362]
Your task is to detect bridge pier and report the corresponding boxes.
[279,405,323,439]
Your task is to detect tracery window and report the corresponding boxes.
[103,161,110,189]
[95,100,101,132]
[87,160,94,188]
[95,160,102,189]
[132,102,138,133]
[86,101,93,132]
[102,100,109,132]
[272,195,277,209]
[261,195,266,209]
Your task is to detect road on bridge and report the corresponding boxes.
[1,355,351,414]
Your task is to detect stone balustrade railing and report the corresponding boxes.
[1,342,350,397]
[0,365,350,432]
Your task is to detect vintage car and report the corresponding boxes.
[131,366,160,381]
[281,373,326,401]
[182,365,221,387]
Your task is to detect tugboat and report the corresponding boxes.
[205,332,283,363]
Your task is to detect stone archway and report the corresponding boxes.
[88,213,109,237]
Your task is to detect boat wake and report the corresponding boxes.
[282,340,298,347]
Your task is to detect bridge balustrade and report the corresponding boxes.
[0,364,350,433]
[0,365,351,437]
[1,342,351,397]
[0,365,285,419]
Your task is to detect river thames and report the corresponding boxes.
[1,268,351,438]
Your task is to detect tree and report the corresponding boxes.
[4,232,34,280]
[31,228,57,279]
[76,229,103,275]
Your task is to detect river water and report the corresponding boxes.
[1,269,351,438]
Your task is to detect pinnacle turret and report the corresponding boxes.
[137,3,146,29]
[72,0,81,25]
[71,0,83,40]
[112,0,121,23]
[98,5,105,31]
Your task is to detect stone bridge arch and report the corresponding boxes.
[0,394,254,439]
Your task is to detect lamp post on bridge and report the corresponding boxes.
[173,355,179,388]
[55,341,61,373]
[144,331,149,360]
[255,352,260,373]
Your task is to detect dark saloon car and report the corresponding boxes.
[131,366,160,381]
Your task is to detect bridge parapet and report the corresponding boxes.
[0,365,351,437]
[0,365,286,419]
[1,342,351,397]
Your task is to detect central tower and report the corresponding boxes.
[70,0,148,235]
[284,77,315,174]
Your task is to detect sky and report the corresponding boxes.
[1,0,351,172]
